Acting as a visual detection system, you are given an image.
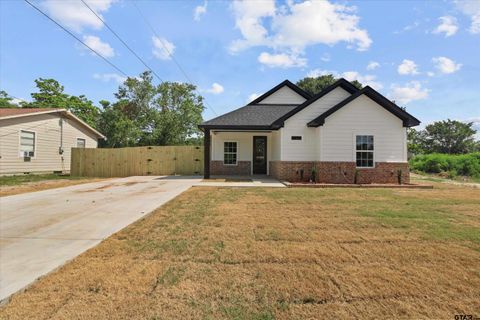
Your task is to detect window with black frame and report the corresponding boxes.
[356,135,374,167]
[223,141,237,165]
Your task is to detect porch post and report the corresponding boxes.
[204,128,210,179]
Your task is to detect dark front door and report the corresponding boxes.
[253,136,267,174]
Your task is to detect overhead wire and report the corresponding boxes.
[132,1,218,116]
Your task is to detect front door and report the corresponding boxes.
[253,136,267,174]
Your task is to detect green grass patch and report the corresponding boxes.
[0,173,85,186]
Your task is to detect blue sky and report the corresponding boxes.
[1,0,479,130]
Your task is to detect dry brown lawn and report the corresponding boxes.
[0,176,104,197]
[1,181,479,319]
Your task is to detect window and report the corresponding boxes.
[20,130,35,157]
[291,136,302,140]
[356,135,374,168]
[77,138,86,148]
[223,141,237,165]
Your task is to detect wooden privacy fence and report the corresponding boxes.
[71,146,204,177]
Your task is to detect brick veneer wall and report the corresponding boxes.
[269,161,315,182]
[269,161,410,184]
[210,160,251,175]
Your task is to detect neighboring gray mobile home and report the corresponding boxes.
[0,108,104,175]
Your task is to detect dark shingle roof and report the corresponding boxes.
[200,104,297,129]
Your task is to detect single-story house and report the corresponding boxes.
[0,108,105,175]
[199,79,420,184]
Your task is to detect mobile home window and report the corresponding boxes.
[77,138,86,148]
[356,135,374,168]
[20,130,35,157]
[223,141,237,165]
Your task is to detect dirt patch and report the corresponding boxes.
[0,178,105,197]
[1,182,479,319]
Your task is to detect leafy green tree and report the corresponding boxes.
[97,101,142,148]
[23,78,100,127]
[407,128,426,156]
[0,90,18,108]
[296,75,362,96]
[100,71,205,147]
[422,119,477,154]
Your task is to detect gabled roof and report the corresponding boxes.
[271,78,359,128]
[307,86,421,128]
[199,104,297,129]
[248,80,310,105]
[0,107,106,138]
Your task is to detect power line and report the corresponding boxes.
[132,2,218,116]
[80,0,165,84]
[24,0,128,78]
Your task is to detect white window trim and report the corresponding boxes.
[353,134,375,169]
[19,129,37,159]
[223,140,238,166]
[76,137,87,148]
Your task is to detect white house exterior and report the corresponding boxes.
[0,108,104,175]
[199,79,420,184]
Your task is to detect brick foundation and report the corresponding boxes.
[269,161,410,184]
[210,160,251,175]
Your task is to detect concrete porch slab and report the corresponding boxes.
[194,175,286,188]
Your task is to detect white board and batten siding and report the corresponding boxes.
[0,113,98,174]
[259,86,307,105]
[280,87,351,161]
[319,95,407,163]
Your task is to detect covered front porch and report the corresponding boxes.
[202,129,280,179]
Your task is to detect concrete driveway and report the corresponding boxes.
[0,176,201,302]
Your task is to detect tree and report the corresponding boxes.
[407,128,426,156]
[23,78,100,128]
[99,71,205,147]
[423,119,477,154]
[97,101,142,148]
[296,75,362,96]
[408,120,478,154]
[0,90,18,108]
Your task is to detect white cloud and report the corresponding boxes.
[258,52,307,68]
[152,36,175,60]
[341,71,383,90]
[307,69,383,90]
[229,0,276,53]
[432,56,462,74]
[455,0,480,34]
[394,21,420,34]
[42,0,116,33]
[366,61,380,70]
[230,0,371,58]
[427,71,435,77]
[194,1,207,21]
[248,93,260,103]
[397,59,419,75]
[82,35,115,57]
[389,81,429,104]
[320,53,331,62]
[204,82,224,94]
[433,16,458,37]
[93,73,126,84]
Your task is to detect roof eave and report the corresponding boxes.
[247,80,310,105]
[199,124,275,130]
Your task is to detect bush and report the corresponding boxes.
[409,153,480,178]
